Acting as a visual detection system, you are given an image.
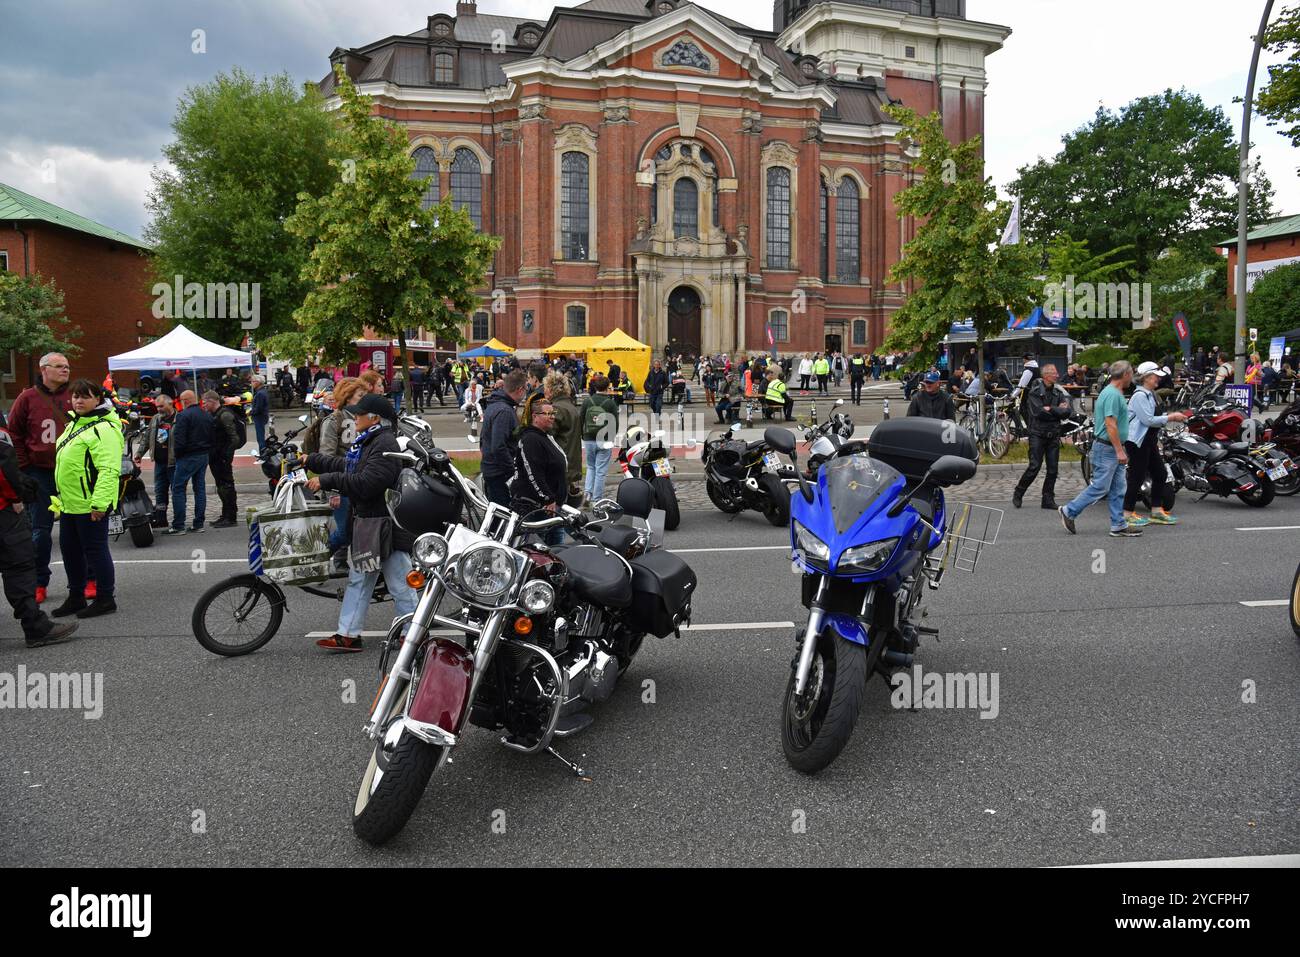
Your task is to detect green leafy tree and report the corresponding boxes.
[1258,4,1300,170]
[285,69,500,406]
[882,106,1038,367]
[1248,261,1300,342]
[1011,90,1274,281]
[1042,234,1136,342]
[0,272,81,402]
[145,69,340,347]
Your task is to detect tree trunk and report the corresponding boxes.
[397,331,411,417]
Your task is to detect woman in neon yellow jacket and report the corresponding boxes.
[49,379,123,619]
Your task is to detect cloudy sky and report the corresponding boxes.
[1,0,1295,241]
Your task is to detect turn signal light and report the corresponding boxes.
[513,616,534,635]
[406,569,427,589]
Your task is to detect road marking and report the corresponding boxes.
[681,621,794,632]
[670,545,789,554]
[52,558,248,566]
[1065,853,1300,869]
[1239,599,1289,607]
[1235,525,1300,531]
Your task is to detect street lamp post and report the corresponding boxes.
[1237,0,1275,377]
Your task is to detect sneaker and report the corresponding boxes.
[211,517,237,529]
[27,622,78,647]
[1124,512,1150,527]
[1011,493,1023,509]
[76,598,118,618]
[35,586,47,605]
[1148,510,1179,525]
[83,580,97,600]
[1058,506,1076,535]
[316,634,365,653]
[51,597,87,618]
[1109,526,1144,538]
[1040,500,1059,510]
[164,527,187,535]
[187,525,205,533]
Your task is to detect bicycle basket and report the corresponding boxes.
[938,501,1002,573]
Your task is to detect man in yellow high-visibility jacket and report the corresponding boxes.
[812,354,831,395]
[764,367,793,421]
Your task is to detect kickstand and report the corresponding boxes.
[546,746,591,780]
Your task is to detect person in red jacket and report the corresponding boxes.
[5,352,82,605]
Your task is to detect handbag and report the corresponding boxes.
[348,514,393,574]
[247,480,333,584]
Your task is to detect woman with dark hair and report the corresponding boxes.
[50,379,123,618]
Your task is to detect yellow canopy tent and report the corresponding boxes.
[483,337,515,353]
[542,335,605,357]
[590,328,651,391]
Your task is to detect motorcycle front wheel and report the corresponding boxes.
[705,477,744,514]
[758,472,790,526]
[353,688,446,846]
[651,475,681,531]
[1237,474,1275,508]
[192,574,284,656]
[781,631,870,774]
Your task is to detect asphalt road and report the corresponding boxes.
[2,462,1297,867]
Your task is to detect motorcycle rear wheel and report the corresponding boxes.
[353,690,446,846]
[781,631,870,775]
[128,522,154,548]
[192,574,284,656]
[652,475,681,531]
[1272,470,1300,496]
[1237,475,1275,507]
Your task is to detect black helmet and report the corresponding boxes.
[386,468,462,534]
[615,477,655,519]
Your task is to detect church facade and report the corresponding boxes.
[323,0,1009,358]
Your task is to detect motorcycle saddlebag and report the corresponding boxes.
[628,550,697,638]
[867,417,977,487]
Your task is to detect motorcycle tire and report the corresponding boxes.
[1291,562,1300,639]
[128,522,154,548]
[353,690,446,846]
[780,630,871,775]
[705,478,744,514]
[1236,474,1275,508]
[652,475,681,531]
[758,472,790,527]
[191,574,284,657]
[1272,470,1300,496]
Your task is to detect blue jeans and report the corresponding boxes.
[154,461,175,516]
[649,392,663,415]
[253,418,267,453]
[59,512,115,599]
[337,550,417,638]
[483,472,511,508]
[583,440,613,500]
[22,467,56,587]
[171,453,209,530]
[1064,441,1127,531]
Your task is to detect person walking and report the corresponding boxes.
[1123,362,1187,527]
[580,375,618,503]
[1059,361,1142,538]
[644,360,669,416]
[209,394,245,528]
[300,394,416,653]
[0,421,77,645]
[1012,364,1073,510]
[509,400,568,525]
[134,395,177,529]
[249,376,270,454]
[480,370,527,507]
[849,353,866,405]
[906,372,957,420]
[49,380,122,619]
[167,390,212,534]
[545,372,583,507]
[6,352,75,605]
[813,353,831,394]
[832,352,845,387]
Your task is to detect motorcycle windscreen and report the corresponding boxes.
[824,455,903,535]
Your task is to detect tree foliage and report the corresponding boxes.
[284,69,500,399]
[1247,261,1300,341]
[1010,89,1274,282]
[0,272,81,402]
[145,69,340,347]
[1258,4,1300,169]
[882,106,1038,362]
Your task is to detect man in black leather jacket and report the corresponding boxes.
[1012,364,1073,509]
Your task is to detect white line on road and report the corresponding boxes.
[670,545,789,554]
[1065,853,1300,868]
[1234,525,1300,531]
[52,558,248,566]
[681,621,794,631]
[1239,599,1289,607]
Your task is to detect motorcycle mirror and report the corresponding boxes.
[926,454,978,489]
[764,427,797,457]
[652,430,666,440]
[298,414,309,424]
[835,399,845,407]
[729,422,743,433]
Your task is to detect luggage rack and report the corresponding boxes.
[923,501,1002,579]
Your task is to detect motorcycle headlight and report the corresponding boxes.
[519,580,555,615]
[793,521,830,564]
[457,544,516,601]
[839,538,899,573]
[412,533,449,572]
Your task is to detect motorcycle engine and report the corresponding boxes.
[565,640,618,706]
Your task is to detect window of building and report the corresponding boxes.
[566,304,587,336]
[471,311,490,341]
[434,53,454,85]
[905,46,916,59]
[766,167,791,269]
[836,178,860,284]
[820,178,829,282]
[768,309,789,342]
[450,148,482,230]
[561,152,590,260]
[852,319,867,347]
[411,146,439,209]
[673,178,698,238]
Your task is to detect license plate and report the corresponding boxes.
[764,452,782,471]
[1268,465,1287,480]
[108,514,124,536]
[652,459,672,477]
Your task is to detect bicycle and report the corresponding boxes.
[956,394,1012,459]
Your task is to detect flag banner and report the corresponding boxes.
[1000,197,1021,246]
[1172,312,1192,361]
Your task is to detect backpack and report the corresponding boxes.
[231,413,247,449]
[300,415,324,455]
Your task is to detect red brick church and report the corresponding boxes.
[323,0,1008,358]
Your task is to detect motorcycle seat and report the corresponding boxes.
[594,524,639,557]
[1223,441,1249,455]
[550,544,633,608]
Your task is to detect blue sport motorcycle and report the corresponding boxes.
[766,417,980,773]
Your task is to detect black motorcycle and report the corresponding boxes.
[702,422,793,526]
[257,416,310,495]
[1157,430,1275,508]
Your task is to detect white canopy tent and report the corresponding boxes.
[108,323,253,372]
